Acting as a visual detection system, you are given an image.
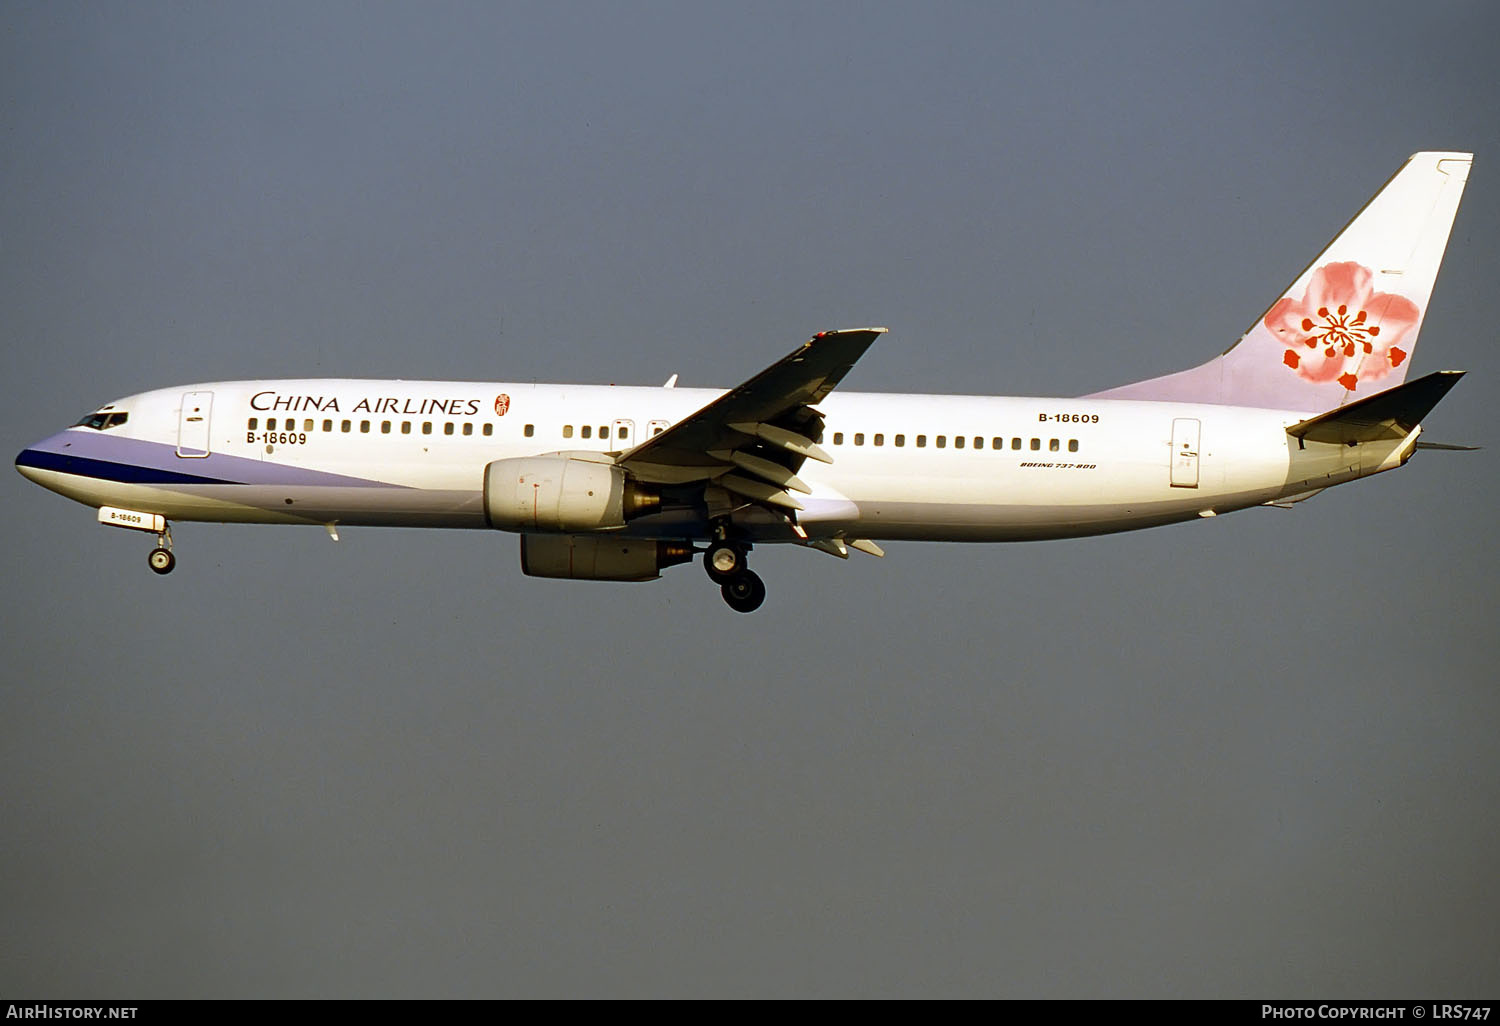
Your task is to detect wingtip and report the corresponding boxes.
[814,326,889,338]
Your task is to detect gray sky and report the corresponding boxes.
[3,1,1497,998]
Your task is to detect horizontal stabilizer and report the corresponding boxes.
[1287,370,1464,445]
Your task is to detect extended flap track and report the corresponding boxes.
[714,410,830,512]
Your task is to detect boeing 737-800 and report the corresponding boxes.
[16,152,1474,612]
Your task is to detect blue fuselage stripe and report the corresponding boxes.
[15,448,236,486]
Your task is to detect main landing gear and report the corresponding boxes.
[703,538,765,613]
[147,523,175,575]
[720,570,766,613]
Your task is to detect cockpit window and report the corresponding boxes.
[74,411,128,430]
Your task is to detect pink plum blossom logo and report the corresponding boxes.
[1263,261,1420,392]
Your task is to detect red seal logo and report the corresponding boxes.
[494,394,511,417]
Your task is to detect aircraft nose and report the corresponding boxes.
[16,443,46,484]
[16,456,38,484]
[16,430,72,486]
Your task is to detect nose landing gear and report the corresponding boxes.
[148,523,175,575]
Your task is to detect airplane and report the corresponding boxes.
[15,151,1474,613]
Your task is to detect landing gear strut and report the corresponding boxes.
[148,523,175,575]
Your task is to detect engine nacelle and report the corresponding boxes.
[519,534,694,582]
[483,455,660,533]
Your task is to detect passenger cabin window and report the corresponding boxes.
[247,418,258,430]
[874,433,884,446]
[401,422,412,434]
[266,418,277,430]
[895,434,905,447]
[305,419,314,432]
[1012,438,1021,450]
[581,425,591,439]
[936,436,946,448]
[992,437,1003,449]
[974,436,983,449]
[323,419,333,432]
[854,433,864,446]
[521,424,531,437]
[1049,438,1060,451]
[599,426,608,440]
[423,422,433,435]
[463,423,473,436]
[444,422,455,435]
[833,432,844,445]
[381,421,391,433]
[341,420,352,432]
[954,436,964,449]
[1030,438,1040,450]
[360,420,371,433]
[1068,439,1079,452]
[563,425,574,438]
[916,435,927,448]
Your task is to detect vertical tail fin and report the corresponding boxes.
[1090,151,1472,410]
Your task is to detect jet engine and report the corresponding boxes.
[483,456,660,533]
[519,534,694,582]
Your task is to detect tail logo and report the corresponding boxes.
[1265,261,1419,392]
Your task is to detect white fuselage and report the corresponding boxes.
[17,379,1416,544]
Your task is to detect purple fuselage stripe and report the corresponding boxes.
[23,430,406,488]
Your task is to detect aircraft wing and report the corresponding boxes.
[617,328,887,501]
